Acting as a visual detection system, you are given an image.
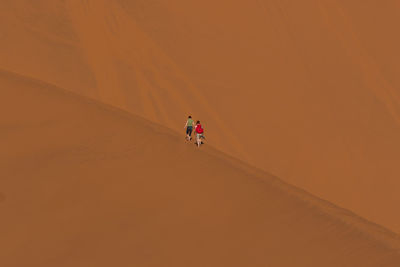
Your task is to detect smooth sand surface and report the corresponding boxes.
[0,0,399,232]
[1,69,400,266]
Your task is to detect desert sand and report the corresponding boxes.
[1,69,400,266]
[0,0,399,232]
[1,0,400,265]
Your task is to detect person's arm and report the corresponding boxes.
[184,120,188,128]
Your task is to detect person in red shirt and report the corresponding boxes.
[194,120,204,147]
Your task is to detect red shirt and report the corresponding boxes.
[195,124,204,134]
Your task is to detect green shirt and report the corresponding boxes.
[187,119,194,127]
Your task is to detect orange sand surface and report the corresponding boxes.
[1,0,399,232]
[1,69,400,266]
[1,1,400,265]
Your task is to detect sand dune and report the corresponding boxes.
[0,0,399,232]
[1,69,400,266]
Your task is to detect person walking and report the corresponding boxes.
[194,120,204,147]
[184,116,194,141]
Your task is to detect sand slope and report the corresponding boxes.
[1,70,400,266]
[0,0,400,233]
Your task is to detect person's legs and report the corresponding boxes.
[186,126,192,140]
[196,134,201,147]
[188,127,192,140]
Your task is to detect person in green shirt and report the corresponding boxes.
[184,116,194,141]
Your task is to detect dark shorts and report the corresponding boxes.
[186,126,193,136]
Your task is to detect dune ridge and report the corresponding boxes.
[1,0,400,232]
[1,69,400,266]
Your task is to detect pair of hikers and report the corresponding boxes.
[184,116,205,147]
